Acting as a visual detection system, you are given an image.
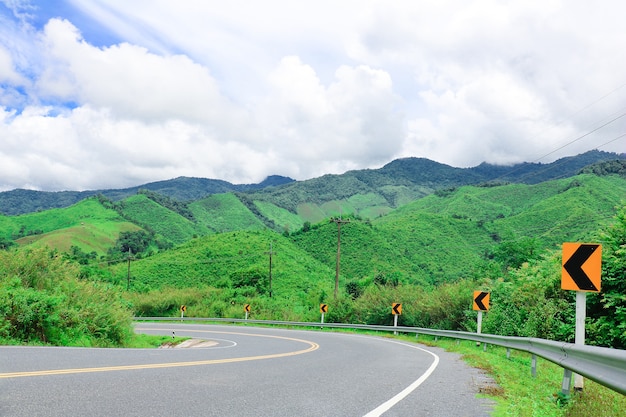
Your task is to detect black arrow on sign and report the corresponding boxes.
[474,292,488,311]
[392,304,401,315]
[564,244,600,291]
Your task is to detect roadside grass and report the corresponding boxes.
[410,335,626,417]
[125,333,189,348]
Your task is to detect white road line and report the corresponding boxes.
[363,340,440,417]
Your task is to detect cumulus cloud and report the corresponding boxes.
[0,0,624,191]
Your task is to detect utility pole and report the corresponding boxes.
[126,248,132,291]
[266,243,275,297]
[331,216,350,299]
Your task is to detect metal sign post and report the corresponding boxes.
[473,291,489,346]
[392,303,401,335]
[562,242,602,392]
[574,291,587,389]
[320,304,328,324]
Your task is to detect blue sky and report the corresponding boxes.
[0,0,625,191]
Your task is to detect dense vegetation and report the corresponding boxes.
[0,248,133,346]
[0,154,625,352]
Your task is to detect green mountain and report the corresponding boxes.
[77,173,626,293]
[3,165,625,348]
[1,150,622,216]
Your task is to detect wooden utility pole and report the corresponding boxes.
[126,248,132,291]
[266,243,275,297]
[331,216,350,299]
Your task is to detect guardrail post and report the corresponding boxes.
[561,369,573,396]
[531,355,537,377]
[483,343,487,351]
[506,348,511,359]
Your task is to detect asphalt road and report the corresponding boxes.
[0,323,495,416]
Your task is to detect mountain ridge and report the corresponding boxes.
[0,149,623,216]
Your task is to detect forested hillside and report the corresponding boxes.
[1,155,625,351]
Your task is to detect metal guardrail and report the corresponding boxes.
[134,317,626,396]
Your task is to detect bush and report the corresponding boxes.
[0,248,133,346]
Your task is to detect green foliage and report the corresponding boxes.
[106,229,335,297]
[0,247,133,346]
[138,189,195,221]
[189,193,266,233]
[117,194,208,245]
[488,237,541,270]
[254,200,303,233]
[0,237,16,250]
[1,170,625,350]
[481,253,575,341]
[64,245,98,265]
[0,197,140,256]
[112,230,153,255]
[586,205,626,348]
[578,159,626,177]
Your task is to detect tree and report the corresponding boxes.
[489,237,540,270]
[114,230,153,255]
[586,206,626,348]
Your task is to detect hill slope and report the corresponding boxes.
[0,198,139,255]
[105,229,336,299]
[289,174,626,285]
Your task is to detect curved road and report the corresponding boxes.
[0,323,494,416]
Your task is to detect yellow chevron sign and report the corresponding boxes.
[392,303,402,315]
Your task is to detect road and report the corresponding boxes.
[0,323,495,416]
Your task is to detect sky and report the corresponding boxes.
[0,0,625,192]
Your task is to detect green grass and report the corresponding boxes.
[413,335,626,417]
[125,333,190,348]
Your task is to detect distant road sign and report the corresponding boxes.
[320,304,328,313]
[392,303,402,315]
[180,305,186,312]
[244,304,251,313]
[473,291,490,311]
[562,243,601,292]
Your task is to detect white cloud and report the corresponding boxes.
[0,0,624,191]
[256,57,403,178]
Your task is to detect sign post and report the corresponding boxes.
[320,304,328,324]
[392,303,402,335]
[473,291,490,346]
[244,304,251,320]
[562,242,602,391]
